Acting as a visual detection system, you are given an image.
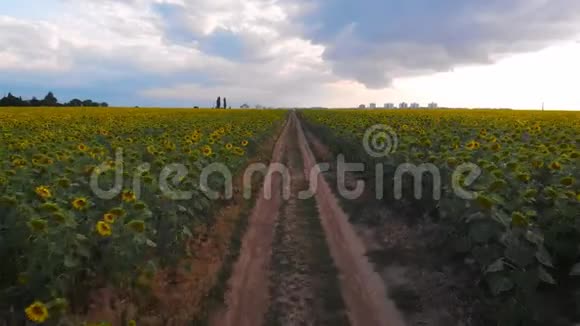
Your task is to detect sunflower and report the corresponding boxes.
[201,145,213,157]
[127,220,146,233]
[71,197,89,210]
[225,143,233,150]
[548,161,561,170]
[103,213,116,224]
[465,140,480,150]
[191,132,201,142]
[241,140,249,147]
[11,158,27,168]
[77,143,88,152]
[233,147,245,156]
[25,301,49,323]
[121,190,136,202]
[96,221,112,237]
[35,186,52,200]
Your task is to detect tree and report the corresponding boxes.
[223,97,227,109]
[0,91,107,108]
[41,92,58,106]
[0,93,25,106]
[30,97,41,106]
[100,102,109,107]
[67,98,83,107]
[216,96,222,109]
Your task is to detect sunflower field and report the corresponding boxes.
[301,109,580,325]
[0,107,286,324]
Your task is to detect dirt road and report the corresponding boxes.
[212,112,405,326]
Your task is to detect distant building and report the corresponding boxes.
[428,102,438,109]
[410,103,420,109]
[369,103,376,109]
[384,103,395,109]
[399,102,408,109]
[359,104,366,109]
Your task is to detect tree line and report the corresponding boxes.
[0,92,108,107]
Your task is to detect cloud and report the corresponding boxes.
[1,0,580,107]
[300,0,580,88]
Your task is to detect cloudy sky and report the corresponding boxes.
[1,0,580,109]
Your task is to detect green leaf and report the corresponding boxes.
[469,220,500,244]
[146,239,157,248]
[485,259,505,274]
[76,234,88,241]
[486,274,514,296]
[505,243,535,268]
[77,245,91,258]
[64,255,79,268]
[182,226,193,238]
[524,229,544,245]
[535,246,554,268]
[538,266,556,285]
[569,263,580,276]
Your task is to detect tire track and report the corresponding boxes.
[294,113,407,326]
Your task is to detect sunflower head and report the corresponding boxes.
[465,140,480,150]
[35,186,52,200]
[121,190,136,203]
[225,143,233,150]
[548,161,561,170]
[77,144,88,152]
[201,145,213,157]
[72,197,89,211]
[103,213,116,224]
[241,140,249,147]
[96,221,112,237]
[25,301,49,323]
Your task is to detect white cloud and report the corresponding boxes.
[1,0,580,109]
